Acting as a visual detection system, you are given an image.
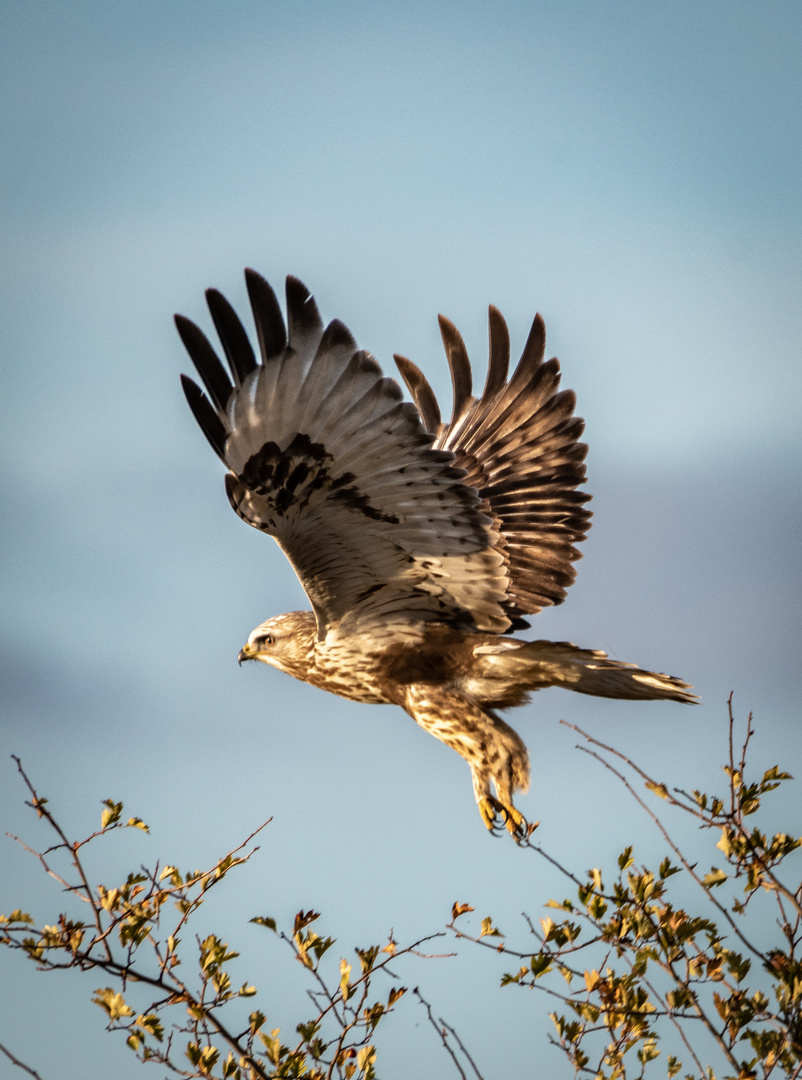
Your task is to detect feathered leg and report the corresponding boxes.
[403,684,531,837]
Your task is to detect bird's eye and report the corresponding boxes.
[263,634,274,646]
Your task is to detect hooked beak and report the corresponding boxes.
[238,643,256,666]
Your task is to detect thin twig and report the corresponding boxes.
[620,946,712,1079]
[414,988,473,1080]
[439,1017,484,1080]
[0,1042,45,1080]
[563,727,765,960]
[11,757,112,959]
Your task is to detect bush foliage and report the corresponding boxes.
[2,699,800,1080]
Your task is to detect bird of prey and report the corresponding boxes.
[176,269,696,838]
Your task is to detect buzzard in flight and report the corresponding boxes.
[176,270,696,838]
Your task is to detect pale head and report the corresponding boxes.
[237,610,317,680]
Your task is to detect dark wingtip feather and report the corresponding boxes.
[286,275,324,346]
[438,314,473,427]
[174,314,233,413]
[503,312,547,398]
[244,268,287,361]
[318,317,358,355]
[205,288,257,386]
[180,374,228,461]
[394,354,442,433]
[484,306,510,400]
[526,312,546,357]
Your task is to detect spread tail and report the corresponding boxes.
[476,639,699,704]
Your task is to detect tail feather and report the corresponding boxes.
[476,639,699,704]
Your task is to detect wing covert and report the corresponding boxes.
[177,271,512,637]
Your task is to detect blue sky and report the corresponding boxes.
[1,3,800,1077]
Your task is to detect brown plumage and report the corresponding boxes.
[177,270,697,838]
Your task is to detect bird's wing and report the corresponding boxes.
[177,270,513,637]
[394,306,591,626]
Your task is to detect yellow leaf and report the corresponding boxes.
[93,987,134,1020]
[584,969,601,992]
[480,916,503,938]
[339,958,352,1000]
[356,1045,376,1072]
[100,800,123,828]
[99,887,119,913]
[703,868,728,887]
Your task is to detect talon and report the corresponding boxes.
[478,796,499,831]
[501,803,526,835]
[496,800,539,842]
[477,794,535,841]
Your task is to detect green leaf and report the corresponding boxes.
[249,1010,266,1034]
[761,765,792,784]
[703,868,728,887]
[258,1029,283,1065]
[138,1014,164,1041]
[199,1045,219,1073]
[618,846,634,871]
[0,910,34,925]
[93,987,134,1020]
[530,953,551,977]
[480,916,503,938]
[100,800,123,829]
[250,915,277,931]
[297,1020,320,1042]
[356,945,379,973]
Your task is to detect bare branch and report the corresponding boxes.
[0,1042,45,1080]
[414,988,485,1080]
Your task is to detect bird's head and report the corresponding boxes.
[237,610,317,679]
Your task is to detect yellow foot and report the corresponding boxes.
[477,796,538,842]
[478,795,499,831]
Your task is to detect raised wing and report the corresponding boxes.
[395,306,591,625]
[177,270,514,637]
